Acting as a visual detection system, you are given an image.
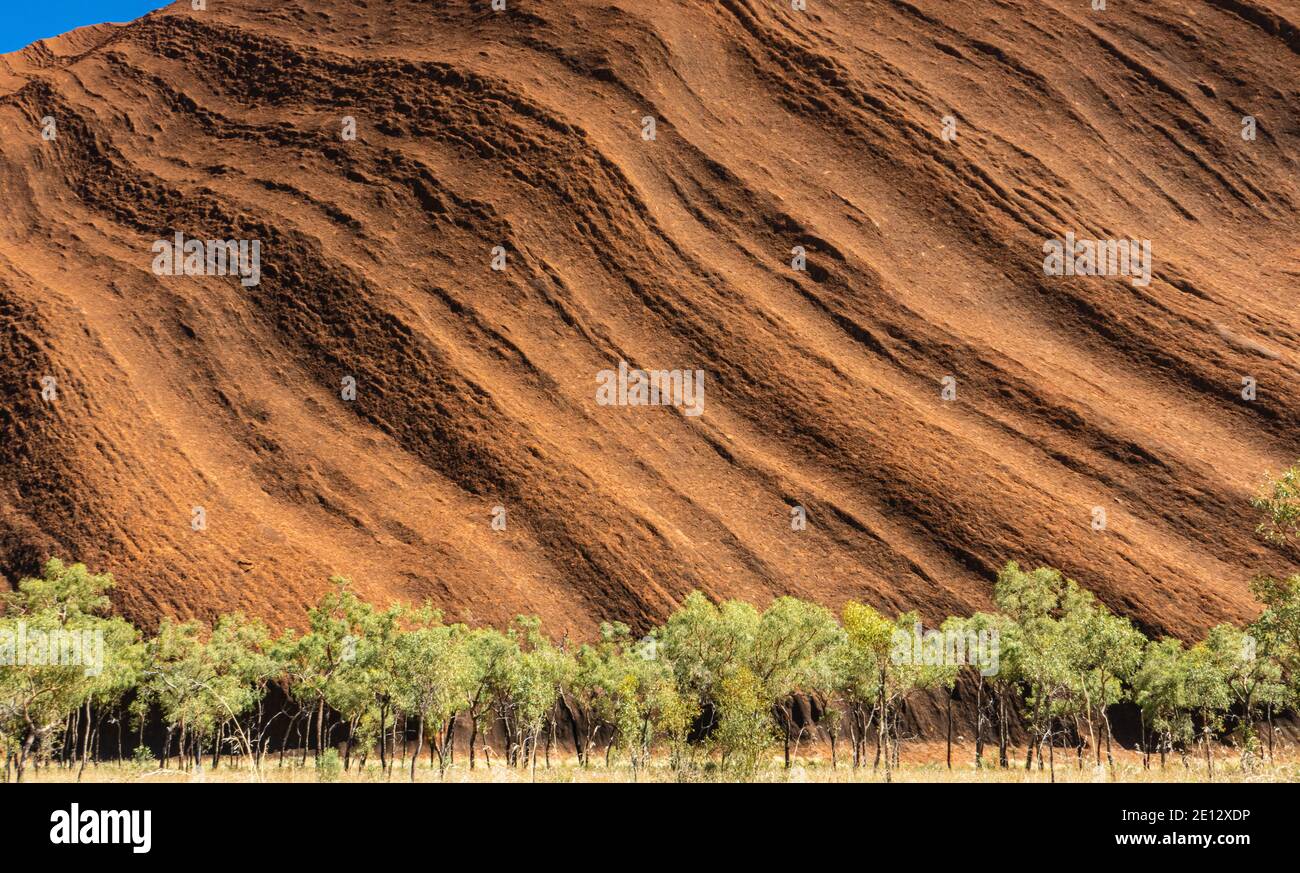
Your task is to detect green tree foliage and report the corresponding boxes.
[7,539,1300,783]
[712,666,771,775]
[393,606,472,780]
[836,602,950,780]
[1132,638,1193,768]
[1059,586,1145,771]
[141,613,278,776]
[1251,464,1300,544]
[1183,642,1231,776]
[659,592,758,729]
[205,613,277,770]
[1204,623,1285,765]
[460,626,516,770]
[0,559,141,781]
[279,577,373,762]
[1248,574,1300,745]
[752,596,843,767]
[993,563,1076,778]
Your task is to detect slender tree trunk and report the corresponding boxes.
[873,698,884,772]
[410,714,423,783]
[1089,700,1100,767]
[563,699,584,767]
[16,730,36,783]
[315,697,326,762]
[1048,720,1055,783]
[1025,698,1038,771]
[997,693,1009,768]
[945,691,953,769]
[77,700,92,782]
[847,707,856,769]
[441,719,455,777]
[881,704,893,783]
[278,712,294,766]
[401,714,409,767]
[1266,703,1275,762]
[1103,710,1114,772]
[1203,723,1213,778]
[1139,712,1148,770]
[783,715,791,769]
[344,716,356,771]
[64,711,76,769]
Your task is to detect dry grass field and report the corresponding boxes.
[19,743,1300,784]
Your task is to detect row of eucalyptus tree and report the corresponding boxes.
[4,465,1300,782]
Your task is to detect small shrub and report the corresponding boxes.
[317,749,342,783]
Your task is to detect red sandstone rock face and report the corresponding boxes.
[0,0,1296,638]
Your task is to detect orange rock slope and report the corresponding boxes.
[0,0,1297,637]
